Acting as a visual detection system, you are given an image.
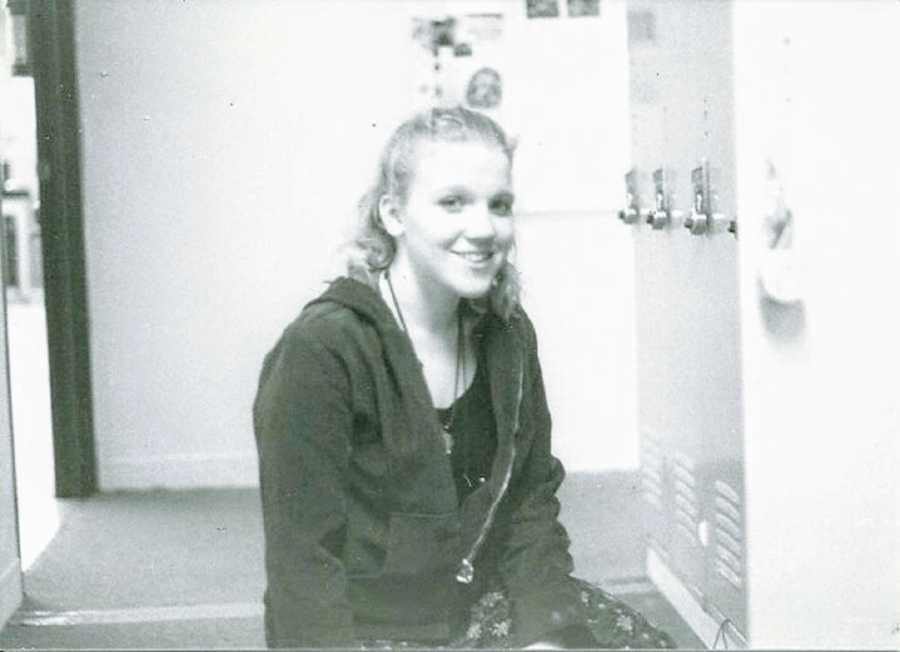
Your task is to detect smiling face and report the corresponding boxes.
[389,140,515,301]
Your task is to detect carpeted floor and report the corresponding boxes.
[16,488,266,612]
[0,472,703,649]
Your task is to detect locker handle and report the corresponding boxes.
[686,159,734,236]
[646,167,685,230]
[685,162,710,235]
[617,169,642,225]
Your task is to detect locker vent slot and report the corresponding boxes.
[715,512,741,539]
[716,526,742,557]
[674,493,698,519]
[672,454,699,546]
[713,480,744,588]
[675,521,698,547]
[715,560,743,592]
[672,451,695,474]
[641,435,664,512]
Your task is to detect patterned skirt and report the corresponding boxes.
[363,578,677,649]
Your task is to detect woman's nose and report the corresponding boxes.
[463,202,497,240]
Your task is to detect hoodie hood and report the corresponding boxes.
[310,275,497,338]
[310,276,398,331]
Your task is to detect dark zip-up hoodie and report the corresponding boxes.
[253,277,590,647]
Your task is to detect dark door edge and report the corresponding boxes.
[28,0,97,497]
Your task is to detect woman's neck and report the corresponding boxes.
[385,255,459,338]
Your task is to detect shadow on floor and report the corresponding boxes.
[0,472,704,649]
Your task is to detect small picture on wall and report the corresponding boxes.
[466,67,502,109]
[567,0,600,18]
[526,0,560,19]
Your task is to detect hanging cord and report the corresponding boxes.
[384,269,464,456]
[457,335,476,488]
[445,309,465,434]
[712,618,735,650]
[384,268,410,334]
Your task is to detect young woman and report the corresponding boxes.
[254,107,675,649]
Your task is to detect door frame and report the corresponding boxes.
[28,0,96,497]
[0,191,25,628]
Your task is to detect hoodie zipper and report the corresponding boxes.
[456,361,525,584]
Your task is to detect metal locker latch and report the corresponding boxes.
[685,162,710,235]
[684,160,731,236]
[617,169,642,225]
[646,168,684,230]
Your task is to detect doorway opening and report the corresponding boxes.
[2,0,55,572]
[1,0,96,571]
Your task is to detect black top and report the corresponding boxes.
[436,347,497,504]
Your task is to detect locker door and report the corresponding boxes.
[731,1,899,647]
[626,0,747,642]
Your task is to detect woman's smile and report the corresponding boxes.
[452,248,497,267]
[393,140,515,301]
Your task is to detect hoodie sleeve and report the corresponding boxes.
[497,315,592,647]
[253,325,356,648]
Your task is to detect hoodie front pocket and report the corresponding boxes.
[381,512,461,576]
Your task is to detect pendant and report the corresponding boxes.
[461,473,487,489]
[441,426,454,455]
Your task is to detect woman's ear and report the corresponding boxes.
[379,194,405,237]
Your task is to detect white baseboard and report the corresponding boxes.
[12,601,263,626]
[647,548,747,649]
[99,451,260,490]
[0,558,23,630]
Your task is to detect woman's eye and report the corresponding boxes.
[489,197,513,216]
[438,195,465,212]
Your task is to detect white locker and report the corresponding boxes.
[628,1,899,648]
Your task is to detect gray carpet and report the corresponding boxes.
[0,472,703,649]
[559,471,648,584]
[17,488,266,611]
[0,615,265,649]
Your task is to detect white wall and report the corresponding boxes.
[76,0,413,488]
[74,0,636,489]
[734,1,899,646]
[509,1,638,471]
[518,213,639,471]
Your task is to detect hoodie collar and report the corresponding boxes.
[307,274,525,462]
[312,276,398,331]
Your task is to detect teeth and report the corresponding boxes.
[457,251,492,262]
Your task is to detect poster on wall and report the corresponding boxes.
[526,0,560,19]
[567,0,600,18]
[409,12,507,125]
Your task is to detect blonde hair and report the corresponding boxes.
[346,106,520,320]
